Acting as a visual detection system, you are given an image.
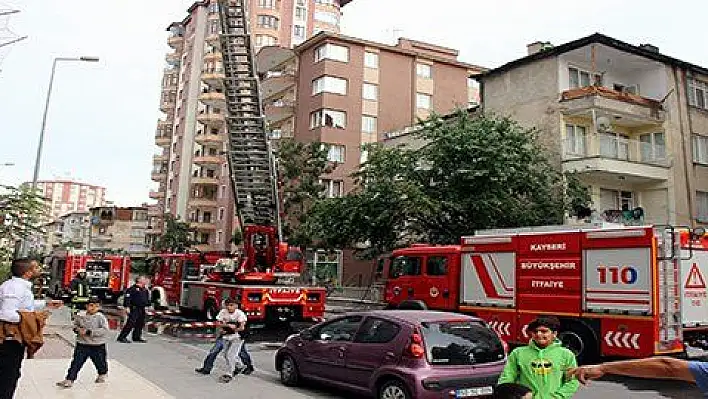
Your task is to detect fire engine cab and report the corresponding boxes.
[45,249,131,303]
[384,224,708,362]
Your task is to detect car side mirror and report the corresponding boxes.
[300,329,315,341]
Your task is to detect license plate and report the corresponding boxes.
[456,386,493,397]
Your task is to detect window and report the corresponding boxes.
[326,144,346,163]
[639,132,666,162]
[688,78,708,110]
[416,63,432,79]
[269,129,282,139]
[468,77,480,89]
[315,316,363,342]
[564,124,587,156]
[217,231,223,244]
[361,115,377,134]
[416,93,432,109]
[693,135,708,164]
[315,0,335,4]
[218,207,225,221]
[314,43,349,63]
[310,109,346,129]
[389,256,422,277]
[426,256,448,276]
[255,34,277,47]
[354,318,401,344]
[258,0,276,8]
[362,83,378,100]
[220,185,226,198]
[312,76,348,95]
[294,25,306,38]
[314,10,339,25]
[257,15,279,29]
[568,66,602,89]
[600,189,635,211]
[364,52,378,69]
[421,321,505,366]
[321,179,343,198]
[295,6,307,21]
[698,191,708,221]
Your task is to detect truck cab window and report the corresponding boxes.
[426,256,448,276]
[389,256,422,278]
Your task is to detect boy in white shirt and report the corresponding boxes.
[195,298,247,383]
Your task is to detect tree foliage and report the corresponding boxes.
[0,185,48,278]
[275,138,335,247]
[152,214,196,253]
[302,110,590,259]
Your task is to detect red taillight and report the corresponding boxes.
[408,332,425,358]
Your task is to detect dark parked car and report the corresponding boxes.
[275,310,506,399]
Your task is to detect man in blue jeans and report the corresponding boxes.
[195,299,254,376]
[569,357,708,395]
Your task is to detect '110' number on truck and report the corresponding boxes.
[598,266,638,285]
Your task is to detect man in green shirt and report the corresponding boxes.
[498,316,579,398]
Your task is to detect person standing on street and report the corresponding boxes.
[0,258,62,399]
[116,276,149,343]
[195,298,249,380]
[69,269,90,317]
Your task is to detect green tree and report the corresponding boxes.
[303,110,590,259]
[275,138,335,247]
[0,185,48,278]
[152,214,196,253]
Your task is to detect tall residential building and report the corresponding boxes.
[148,0,351,251]
[478,33,708,226]
[27,180,106,221]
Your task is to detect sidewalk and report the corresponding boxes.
[16,306,175,398]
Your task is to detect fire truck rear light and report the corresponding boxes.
[462,236,512,245]
[586,229,646,239]
[307,293,321,302]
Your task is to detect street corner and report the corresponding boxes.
[16,358,175,398]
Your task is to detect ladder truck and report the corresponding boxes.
[176,0,326,327]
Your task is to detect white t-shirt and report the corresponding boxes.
[217,308,247,341]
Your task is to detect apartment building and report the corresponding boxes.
[89,206,150,256]
[149,0,350,251]
[39,211,91,254]
[27,180,106,221]
[478,33,708,226]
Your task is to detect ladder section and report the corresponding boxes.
[655,228,683,352]
[217,0,277,227]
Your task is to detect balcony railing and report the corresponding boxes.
[563,134,667,166]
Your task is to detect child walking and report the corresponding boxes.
[498,316,579,399]
[195,298,248,382]
[56,297,109,388]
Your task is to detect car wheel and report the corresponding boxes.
[203,301,219,321]
[279,355,300,387]
[379,379,411,399]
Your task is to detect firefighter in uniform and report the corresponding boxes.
[69,269,91,317]
[117,276,150,343]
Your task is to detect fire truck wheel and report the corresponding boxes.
[396,300,428,310]
[279,354,300,386]
[558,322,599,365]
[203,301,219,321]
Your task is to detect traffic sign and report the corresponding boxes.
[685,263,707,289]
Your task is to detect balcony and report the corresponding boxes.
[147,206,163,217]
[206,33,220,45]
[261,72,296,100]
[155,132,171,147]
[188,197,218,208]
[153,153,168,162]
[149,190,165,199]
[265,101,295,124]
[165,52,181,65]
[192,175,220,185]
[197,110,226,126]
[203,50,222,62]
[160,96,176,113]
[193,153,223,165]
[199,90,226,107]
[560,86,665,127]
[151,170,167,181]
[167,35,183,49]
[202,69,225,86]
[193,244,212,252]
[562,134,670,183]
[256,46,296,75]
[190,221,217,231]
[194,131,224,145]
[157,118,172,129]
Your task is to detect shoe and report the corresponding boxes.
[117,338,130,343]
[133,339,147,343]
[242,365,254,375]
[55,380,73,388]
[218,374,233,383]
[195,368,210,375]
[233,366,244,376]
[95,375,107,383]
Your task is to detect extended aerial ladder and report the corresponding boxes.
[215,0,301,282]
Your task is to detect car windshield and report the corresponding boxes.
[420,320,505,366]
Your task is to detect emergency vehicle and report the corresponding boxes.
[383,224,708,362]
[148,0,326,327]
[45,249,131,303]
[148,252,227,308]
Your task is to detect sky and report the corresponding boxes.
[0,0,706,206]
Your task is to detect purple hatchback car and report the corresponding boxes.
[275,310,506,399]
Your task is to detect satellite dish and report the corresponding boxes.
[596,116,612,132]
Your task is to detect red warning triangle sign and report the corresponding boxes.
[685,264,707,289]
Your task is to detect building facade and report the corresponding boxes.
[478,33,708,226]
[149,0,351,251]
[89,206,150,257]
[29,180,106,221]
[38,211,90,254]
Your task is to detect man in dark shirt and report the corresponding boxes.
[116,276,150,343]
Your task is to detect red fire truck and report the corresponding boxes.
[148,252,227,308]
[383,224,708,362]
[46,249,131,303]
